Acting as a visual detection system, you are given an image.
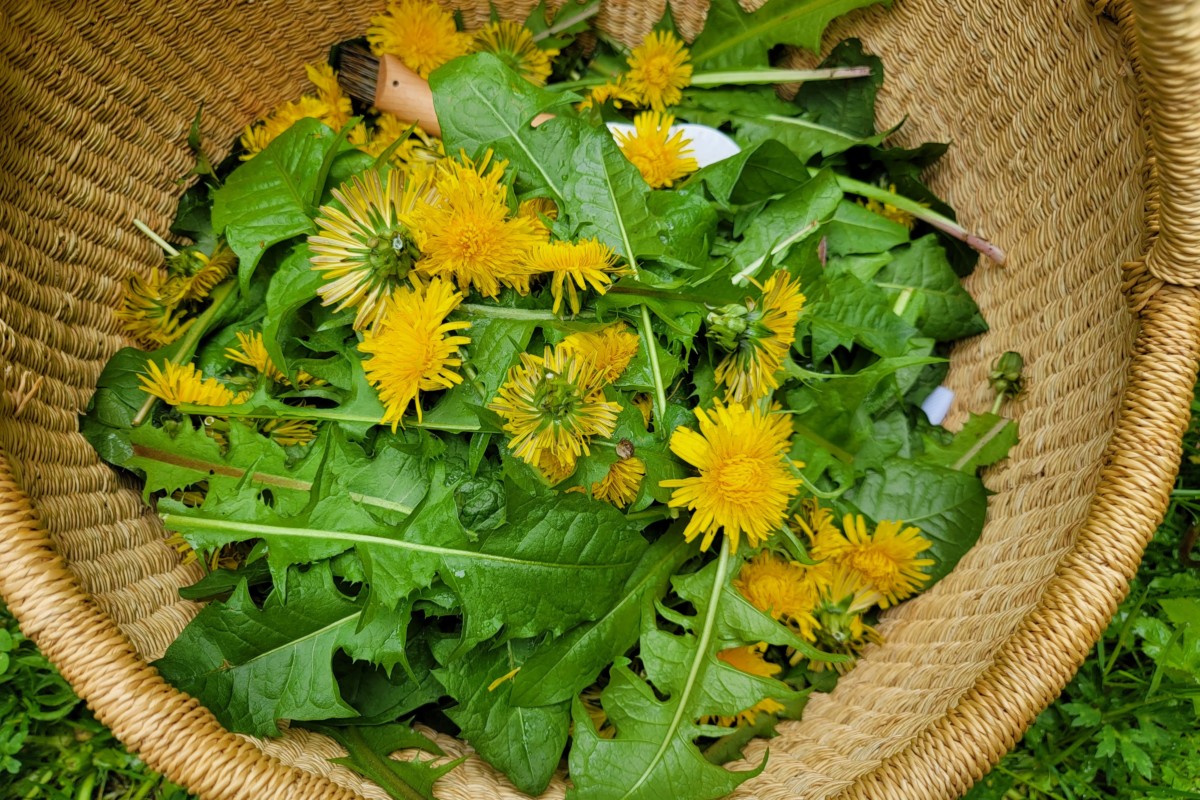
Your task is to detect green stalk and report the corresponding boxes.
[174,401,486,434]
[639,304,668,422]
[691,66,872,86]
[132,219,179,256]
[552,66,871,92]
[459,303,570,321]
[531,1,600,43]
[607,285,712,306]
[820,171,1007,264]
[132,280,237,426]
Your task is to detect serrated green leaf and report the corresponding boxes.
[786,355,944,462]
[731,169,842,283]
[690,0,887,69]
[564,125,662,266]
[792,39,883,138]
[512,535,693,707]
[212,118,339,287]
[161,464,647,657]
[321,724,463,800]
[566,548,782,800]
[823,200,910,256]
[690,138,808,209]
[434,640,569,794]
[800,271,923,362]
[920,412,1017,473]
[337,639,444,724]
[154,564,409,736]
[262,243,323,379]
[873,235,987,341]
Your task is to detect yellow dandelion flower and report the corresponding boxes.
[358,114,444,174]
[518,196,558,239]
[710,270,806,403]
[407,151,544,298]
[260,417,318,447]
[588,456,646,508]
[309,168,436,330]
[359,278,472,429]
[803,562,884,672]
[614,111,698,189]
[488,345,621,465]
[139,361,236,407]
[537,450,578,485]
[577,78,639,112]
[165,245,236,304]
[794,497,841,550]
[239,92,349,160]
[367,0,473,79]
[859,185,922,230]
[224,330,323,389]
[526,238,624,315]
[733,550,820,640]
[817,515,935,608]
[226,330,284,382]
[560,323,640,384]
[305,63,344,106]
[708,644,787,727]
[117,271,193,348]
[625,30,692,111]
[631,392,653,429]
[472,20,559,86]
[660,402,801,554]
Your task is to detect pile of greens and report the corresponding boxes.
[81,1,1017,798]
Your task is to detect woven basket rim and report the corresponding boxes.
[3,1,1200,798]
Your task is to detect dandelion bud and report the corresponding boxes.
[988,351,1025,398]
[706,303,752,351]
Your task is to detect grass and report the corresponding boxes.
[3,404,1200,798]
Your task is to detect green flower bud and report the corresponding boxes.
[706,303,751,351]
[988,351,1025,398]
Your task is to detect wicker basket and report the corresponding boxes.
[3,0,1200,798]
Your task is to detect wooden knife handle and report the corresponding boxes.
[373,54,555,140]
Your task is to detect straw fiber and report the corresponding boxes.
[0,0,1197,798]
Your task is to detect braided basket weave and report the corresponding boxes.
[3,0,1200,797]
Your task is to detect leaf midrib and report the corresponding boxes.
[618,543,730,800]
[465,82,563,200]
[163,514,637,571]
[234,610,358,673]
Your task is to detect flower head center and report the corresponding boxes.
[534,371,583,422]
[712,454,769,497]
[843,546,899,586]
[365,226,420,280]
[643,56,676,88]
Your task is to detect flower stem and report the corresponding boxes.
[175,400,488,435]
[132,280,237,427]
[132,219,180,257]
[823,172,1006,264]
[639,304,668,422]
[531,2,600,43]
[691,66,872,86]
[460,303,570,321]
[552,66,872,92]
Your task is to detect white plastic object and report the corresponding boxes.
[921,386,955,426]
[605,122,741,167]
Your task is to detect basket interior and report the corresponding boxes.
[0,1,1159,798]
